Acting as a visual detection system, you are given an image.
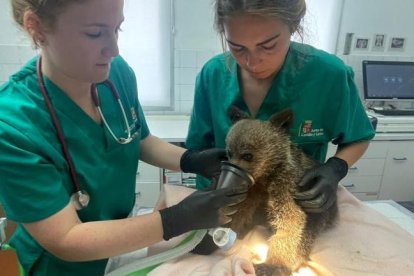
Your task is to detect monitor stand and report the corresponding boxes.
[367,101,414,116]
[379,102,414,111]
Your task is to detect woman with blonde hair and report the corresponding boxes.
[0,0,247,274]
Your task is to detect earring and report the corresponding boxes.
[35,36,45,46]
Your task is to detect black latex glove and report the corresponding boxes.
[180,148,228,179]
[294,157,348,213]
[159,186,247,240]
[190,233,219,255]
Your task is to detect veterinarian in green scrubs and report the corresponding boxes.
[0,1,247,275]
[186,0,375,213]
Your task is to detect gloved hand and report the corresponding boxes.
[180,148,227,179]
[190,233,218,255]
[159,186,247,240]
[294,157,348,213]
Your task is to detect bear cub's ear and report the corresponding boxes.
[228,105,249,125]
[269,109,294,131]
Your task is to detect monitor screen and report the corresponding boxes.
[363,60,414,100]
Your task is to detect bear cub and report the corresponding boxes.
[225,106,338,276]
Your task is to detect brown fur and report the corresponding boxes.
[225,106,338,275]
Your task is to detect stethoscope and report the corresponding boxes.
[36,57,138,210]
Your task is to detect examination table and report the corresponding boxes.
[106,184,414,276]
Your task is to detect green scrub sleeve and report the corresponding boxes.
[185,70,224,189]
[331,67,375,146]
[0,121,69,223]
[185,72,214,150]
[137,100,150,140]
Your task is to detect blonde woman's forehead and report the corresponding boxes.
[55,0,124,27]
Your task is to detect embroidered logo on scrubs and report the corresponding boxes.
[299,120,324,137]
[123,107,140,139]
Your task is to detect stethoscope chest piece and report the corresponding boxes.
[71,190,90,210]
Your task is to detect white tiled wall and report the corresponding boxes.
[0,45,37,86]
[174,49,220,114]
[147,49,221,115]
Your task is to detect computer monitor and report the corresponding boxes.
[362,60,414,101]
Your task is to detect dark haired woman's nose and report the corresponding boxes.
[245,53,262,72]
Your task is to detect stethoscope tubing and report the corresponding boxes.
[35,56,136,208]
[36,57,82,193]
[91,83,133,144]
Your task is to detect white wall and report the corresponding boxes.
[173,0,345,53]
[0,4,31,45]
[300,0,344,53]
[335,0,414,103]
[119,0,172,108]
[169,0,222,114]
[173,0,221,51]
[0,2,37,85]
[2,0,414,113]
[337,0,414,56]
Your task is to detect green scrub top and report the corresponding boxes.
[0,56,150,275]
[186,42,375,189]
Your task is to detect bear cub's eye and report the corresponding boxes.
[241,153,253,162]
